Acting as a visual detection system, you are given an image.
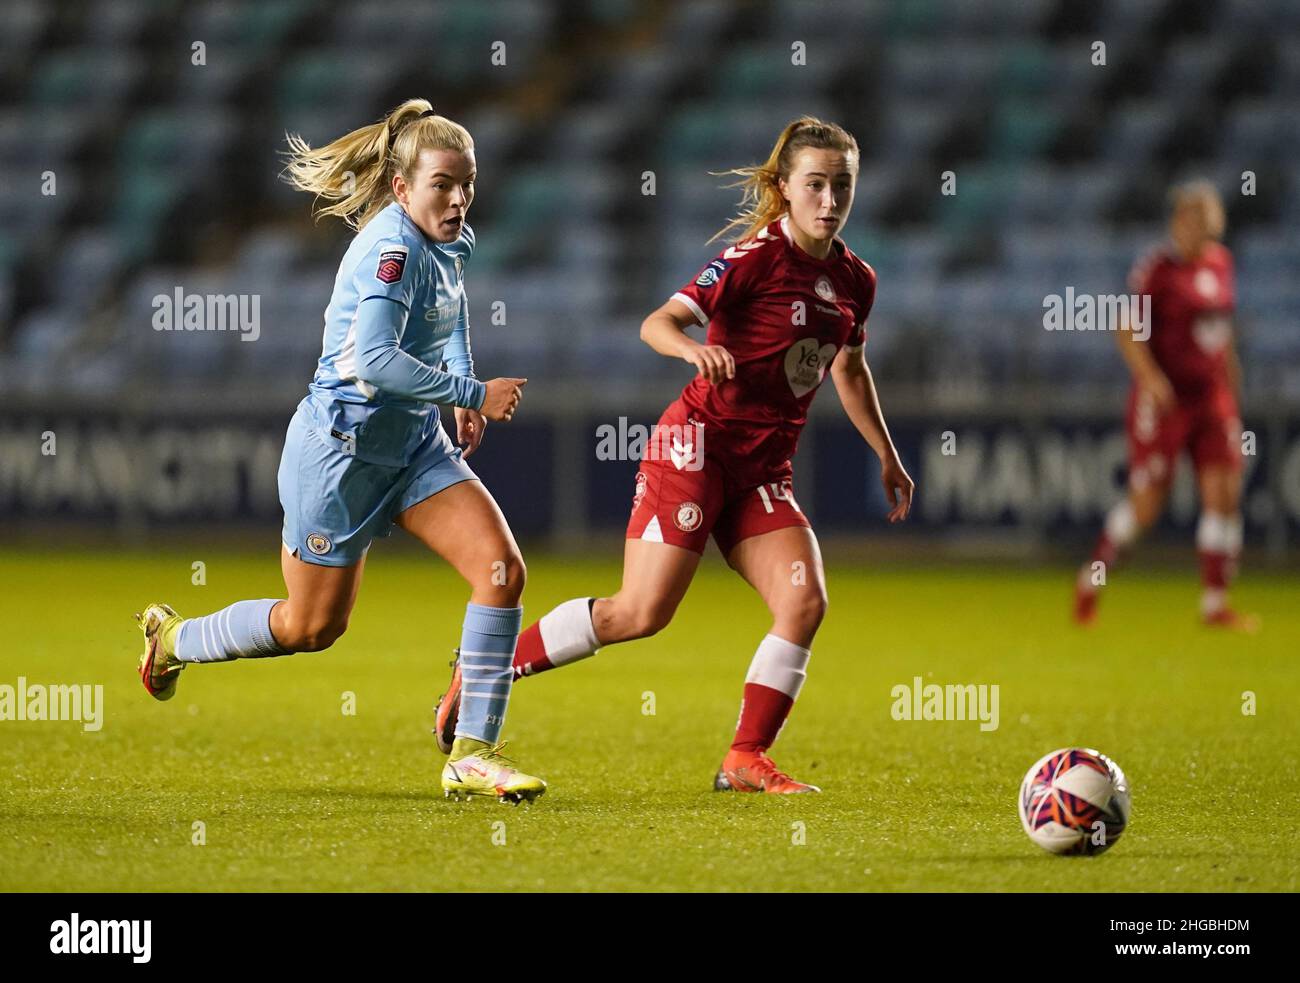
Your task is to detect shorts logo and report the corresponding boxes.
[376,247,408,284]
[814,275,837,303]
[695,259,729,288]
[673,501,702,533]
[306,532,332,555]
[669,432,698,471]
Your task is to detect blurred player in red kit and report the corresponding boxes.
[1075,181,1256,631]
[437,116,915,792]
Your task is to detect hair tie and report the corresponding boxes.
[419,109,436,118]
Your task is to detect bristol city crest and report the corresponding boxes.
[673,501,703,532]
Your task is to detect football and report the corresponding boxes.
[1019,748,1131,856]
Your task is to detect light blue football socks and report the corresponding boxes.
[175,598,288,663]
[454,603,522,744]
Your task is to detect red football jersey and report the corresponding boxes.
[1128,241,1235,400]
[667,216,877,486]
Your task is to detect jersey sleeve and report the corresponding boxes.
[847,261,877,351]
[353,295,485,409]
[1219,245,1236,294]
[442,295,476,379]
[354,236,420,309]
[670,242,766,326]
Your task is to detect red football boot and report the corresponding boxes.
[713,749,820,794]
[1074,583,1099,626]
[1203,608,1260,633]
[433,651,461,754]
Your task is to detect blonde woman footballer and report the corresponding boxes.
[136,99,545,803]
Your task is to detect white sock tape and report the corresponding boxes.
[1197,512,1232,553]
[538,597,600,666]
[1105,500,1138,547]
[744,633,811,700]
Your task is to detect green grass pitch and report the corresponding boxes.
[2,546,1296,892]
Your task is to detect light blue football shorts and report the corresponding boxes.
[277,405,476,567]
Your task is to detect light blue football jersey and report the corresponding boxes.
[302,201,483,466]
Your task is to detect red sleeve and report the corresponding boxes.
[847,260,877,349]
[1217,244,1236,306]
[670,240,768,325]
[1218,243,1235,279]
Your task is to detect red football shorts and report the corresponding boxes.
[625,400,812,555]
[1126,383,1242,490]
[625,455,811,555]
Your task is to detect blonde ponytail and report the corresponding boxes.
[282,98,474,230]
[709,116,859,244]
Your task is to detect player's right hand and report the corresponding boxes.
[1141,370,1176,413]
[481,377,527,422]
[683,344,735,385]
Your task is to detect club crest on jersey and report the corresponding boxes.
[695,259,729,288]
[673,501,703,533]
[814,275,837,303]
[306,532,332,555]
[375,247,408,284]
[454,255,465,280]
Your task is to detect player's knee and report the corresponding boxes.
[473,549,526,605]
[781,588,827,635]
[509,553,527,595]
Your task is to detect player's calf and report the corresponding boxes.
[714,635,818,793]
[593,593,677,643]
[1074,497,1146,624]
[272,608,348,652]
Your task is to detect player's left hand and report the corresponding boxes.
[455,406,486,458]
[881,454,914,523]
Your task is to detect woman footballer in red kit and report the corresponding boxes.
[437,117,915,793]
[1074,181,1256,630]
